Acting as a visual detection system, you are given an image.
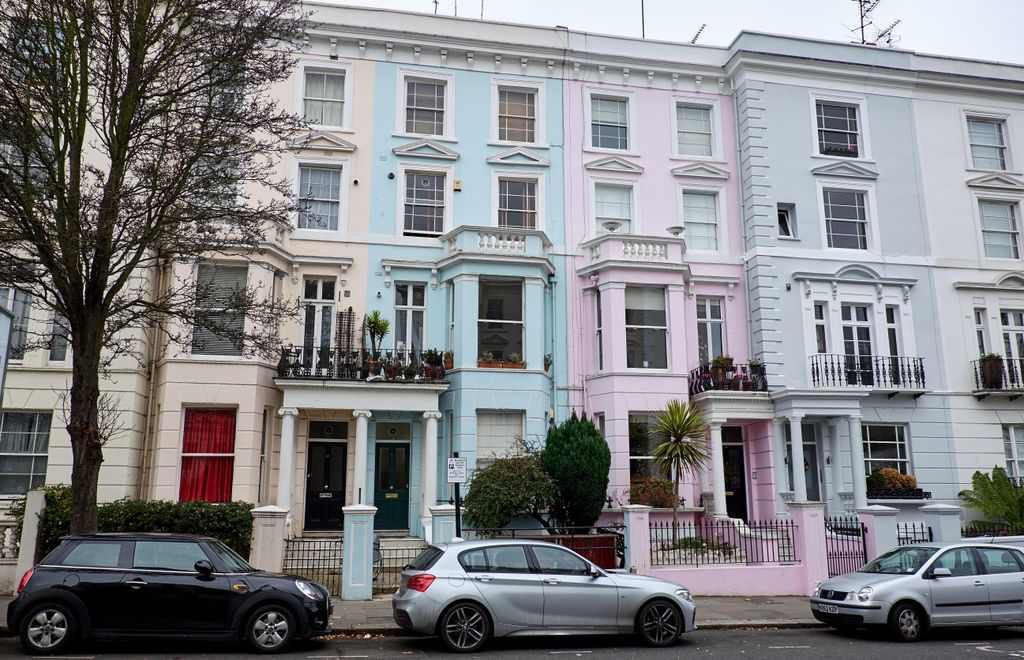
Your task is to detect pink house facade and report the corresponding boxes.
[562,63,778,522]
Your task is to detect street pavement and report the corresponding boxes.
[3,625,1024,658]
[0,593,820,635]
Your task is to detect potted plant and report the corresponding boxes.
[423,349,442,380]
[544,353,553,373]
[381,354,399,380]
[504,352,525,369]
[865,467,929,499]
[478,351,501,368]
[403,360,419,380]
[443,350,454,371]
[364,311,390,359]
[711,355,734,389]
[980,353,1005,390]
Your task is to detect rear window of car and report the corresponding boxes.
[459,546,532,573]
[59,542,123,568]
[407,546,443,571]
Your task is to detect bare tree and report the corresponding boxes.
[0,0,306,533]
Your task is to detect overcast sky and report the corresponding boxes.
[323,0,1024,65]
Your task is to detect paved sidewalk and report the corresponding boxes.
[0,593,820,636]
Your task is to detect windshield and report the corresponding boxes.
[859,546,938,574]
[207,540,254,573]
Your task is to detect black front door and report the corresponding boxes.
[305,442,347,530]
[722,426,748,521]
[374,443,410,530]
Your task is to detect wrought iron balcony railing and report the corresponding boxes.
[689,362,769,395]
[276,346,448,383]
[971,355,1024,394]
[809,354,926,391]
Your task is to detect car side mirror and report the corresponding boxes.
[931,567,952,579]
[195,559,214,577]
[588,564,601,578]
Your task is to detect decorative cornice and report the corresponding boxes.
[380,258,439,289]
[393,138,460,161]
[809,161,879,180]
[486,146,550,167]
[290,130,357,153]
[671,162,730,179]
[965,172,1024,192]
[584,156,644,174]
[954,272,1024,291]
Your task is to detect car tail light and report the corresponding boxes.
[16,569,33,594]
[405,574,435,592]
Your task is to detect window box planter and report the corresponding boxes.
[477,359,502,369]
[865,488,932,500]
[822,146,858,157]
[980,355,1004,389]
[503,361,526,369]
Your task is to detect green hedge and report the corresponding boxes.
[15,486,254,561]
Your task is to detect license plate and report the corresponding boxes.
[817,603,839,614]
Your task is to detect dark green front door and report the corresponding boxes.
[374,443,409,530]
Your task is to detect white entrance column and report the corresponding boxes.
[421,411,442,524]
[772,418,789,494]
[708,423,727,517]
[828,418,844,509]
[789,416,808,501]
[847,415,867,509]
[353,410,372,505]
[276,408,299,512]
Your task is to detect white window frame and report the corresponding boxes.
[0,411,51,496]
[477,279,524,363]
[489,77,546,147]
[295,60,354,132]
[394,282,426,355]
[813,301,830,354]
[395,68,456,141]
[974,194,1023,262]
[0,287,30,363]
[583,87,638,155]
[815,179,880,253]
[695,296,725,365]
[395,161,454,239]
[975,307,989,355]
[1004,425,1024,479]
[861,423,910,477]
[292,156,350,238]
[490,170,545,232]
[962,109,1013,172]
[669,96,722,160]
[624,286,668,370]
[299,277,336,362]
[808,92,873,161]
[627,413,661,480]
[475,410,525,466]
[677,184,727,253]
[175,407,238,502]
[588,176,639,238]
[777,203,797,240]
[190,262,249,360]
[47,310,69,364]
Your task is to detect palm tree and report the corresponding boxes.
[651,400,709,537]
[959,466,1024,531]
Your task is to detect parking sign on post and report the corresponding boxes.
[447,457,467,484]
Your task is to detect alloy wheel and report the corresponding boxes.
[640,602,680,646]
[897,607,920,640]
[253,610,290,649]
[443,605,487,651]
[27,609,68,650]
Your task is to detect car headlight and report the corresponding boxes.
[812,581,822,598]
[856,586,873,602]
[675,588,693,603]
[296,579,322,600]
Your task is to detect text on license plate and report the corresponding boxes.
[817,603,839,614]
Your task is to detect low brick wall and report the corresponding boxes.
[652,563,810,596]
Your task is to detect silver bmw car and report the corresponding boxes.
[811,541,1024,642]
[392,539,697,652]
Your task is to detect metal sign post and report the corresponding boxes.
[447,453,467,538]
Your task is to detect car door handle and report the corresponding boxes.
[125,578,148,589]
[542,578,560,585]
[475,575,493,583]
[974,581,985,587]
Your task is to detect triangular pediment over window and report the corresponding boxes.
[671,162,730,179]
[809,161,878,180]
[486,146,550,166]
[290,130,357,153]
[392,139,460,161]
[584,156,644,174]
[965,173,1024,192]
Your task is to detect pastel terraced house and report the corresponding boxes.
[5,5,1024,563]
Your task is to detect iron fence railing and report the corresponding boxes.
[810,354,926,389]
[962,521,1024,537]
[689,362,769,395]
[277,346,448,382]
[282,538,343,596]
[463,526,625,569]
[649,519,797,567]
[374,543,428,594]
[971,356,1024,392]
[896,522,933,545]
[824,516,867,578]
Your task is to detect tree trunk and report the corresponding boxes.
[671,465,680,544]
[67,317,104,534]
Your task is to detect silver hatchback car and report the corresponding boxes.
[811,541,1024,641]
[392,539,697,652]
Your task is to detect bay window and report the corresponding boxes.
[478,279,523,362]
[625,287,667,369]
[179,408,236,502]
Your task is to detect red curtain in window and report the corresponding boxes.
[179,409,236,502]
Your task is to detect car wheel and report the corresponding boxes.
[637,599,682,647]
[889,602,927,642]
[245,604,296,654]
[19,602,76,655]
[438,602,490,653]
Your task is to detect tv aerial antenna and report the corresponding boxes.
[690,24,707,45]
[851,0,902,47]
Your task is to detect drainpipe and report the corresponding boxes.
[137,257,168,499]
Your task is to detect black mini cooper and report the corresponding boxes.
[7,533,332,655]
